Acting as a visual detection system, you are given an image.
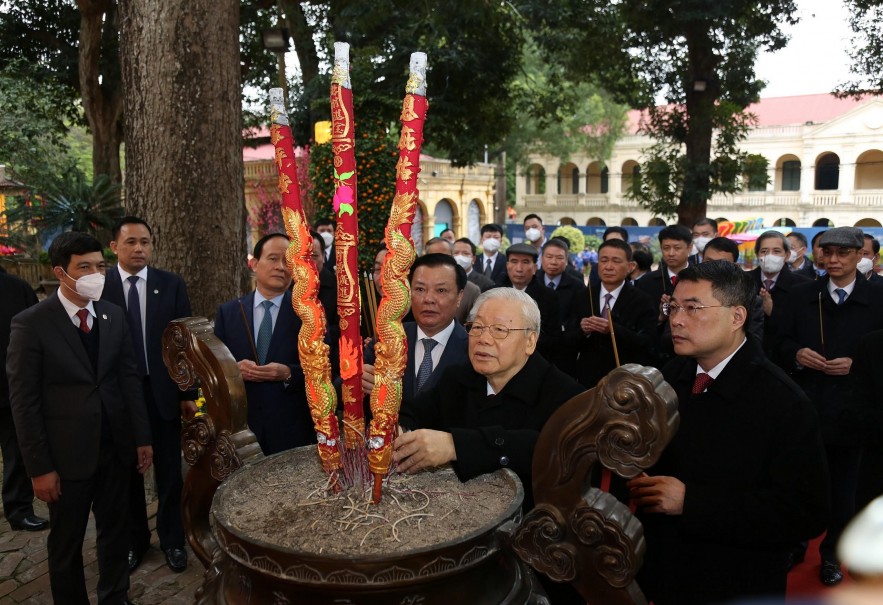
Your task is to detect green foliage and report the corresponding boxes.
[4,170,124,254]
[550,225,585,253]
[308,121,398,271]
[504,39,628,168]
[0,61,80,189]
[839,1,883,95]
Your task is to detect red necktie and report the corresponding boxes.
[76,309,91,334]
[671,275,678,287]
[692,372,713,395]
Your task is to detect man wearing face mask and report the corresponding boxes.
[787,232,817,280]
[688,217,718,265]
[751,231,810,319]
[522,214,546,267]
[811,231,828,279]
[7,232,152,605]
[314,217,336,273]
[453,238,495,292]
[474,223,507,282]
[860,234,882,283]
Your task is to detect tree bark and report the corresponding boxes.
[678,26,719,227]
[77,0,124,182]
[119,0,246,318]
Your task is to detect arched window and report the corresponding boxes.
[772,218,796,227]
[815,153,840,190]
[586,217,606,226]
[433,199,454,237]
[812,217,834,227]
[855,150,883,190]
[621,217,638,226]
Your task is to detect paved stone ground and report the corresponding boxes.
[0,469,203,604]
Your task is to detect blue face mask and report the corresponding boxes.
[816,268,827,277]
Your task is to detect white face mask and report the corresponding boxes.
[320,232,333,249]
[482,237,501,253]
[63,270,105,301]
[524,228,542,243]
[759,254,785,275]
[788,250,798,264]
[693,237,711,253]
[453,254,473,270]
[857,257,874,275]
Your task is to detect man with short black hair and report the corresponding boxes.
[363,253,469,411]
[103,216,195,573]
[630,261,828,605]
[453,237,495,292]
[522,213,546,258]
[811,230,828,279]
[860,233,881,282]
[425,237,480,323]
[539,238,589,378]
[775,226,883,585]
[751,231,809,319]
[577,239,657,388]
[314,217,336,272]
[689,218,719,265]
[439,228,455,244]
[474,223,506,282]
[635,224,693,329]
[8,232,152,605]
[787,231,816,280]
[215,233,314,454]
[603,226,629,241]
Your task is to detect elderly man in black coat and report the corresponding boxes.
[394,287,584,503]
[629,261,829,605]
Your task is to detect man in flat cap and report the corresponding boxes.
[775,226,883,585]
[496,242,560,360]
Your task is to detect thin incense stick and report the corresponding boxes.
[607,303,621,368]
[818,291,826,358]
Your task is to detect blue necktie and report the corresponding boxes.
[416,338,438,392]
[126,276,148,376]
[835,288,847,305]
[255,300,274,365]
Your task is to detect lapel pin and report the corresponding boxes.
[102,314,108,320]
[154,289,159,294]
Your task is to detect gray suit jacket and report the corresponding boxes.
[6,294,150,480]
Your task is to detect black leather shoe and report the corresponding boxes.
[785,548,806,572]
[9,515,49,532]
[164,547,187,573]
[128,547,148,574]
[820,560,844,586]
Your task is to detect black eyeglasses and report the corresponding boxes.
[662,303,732,317]
[464,323,534,339]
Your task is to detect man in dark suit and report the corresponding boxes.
[775,226,883,585]
[0,272,48,532]
[635,224,692,318]
[860,233,882,283]
[629,261,828,605]
[473,223,507,282]
[578,239,658,389]
[309,228,339,331]
[688,217,718,265]
[750,230,810,361]
[103,217,195,574]
[314,217,336,272]
[214,233,314,454]
[363,254,469,413]
[538,238,589,378]
[7,231,152,605]
[787,231,818,280]
[496,243,561,361]
[453,237,495,292]
[588,226,628,288]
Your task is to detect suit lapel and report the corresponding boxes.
[47,295,93,377]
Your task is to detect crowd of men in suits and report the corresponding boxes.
[2,210,883,605]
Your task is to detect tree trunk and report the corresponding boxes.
[678,26,719,227]
[77,0,124,182]
[119,0,246,318]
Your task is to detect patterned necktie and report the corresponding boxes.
[255,300,274,365]
[763,278,774,292]
[416,338,438,392]
[835,288,847,305]
[76,308,91,334]
[127,276,148,375]
[547,280,556,290]
[601,292,613,319]
[692,373,714,395]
